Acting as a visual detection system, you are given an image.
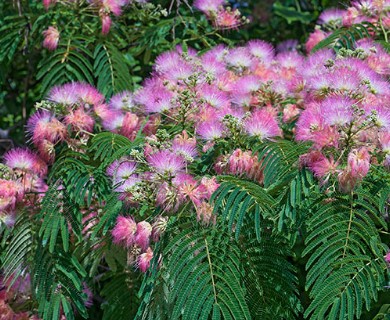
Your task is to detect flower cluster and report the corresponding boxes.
[193,0,249,29]
[306,1,390,52]
[0,149,48,227]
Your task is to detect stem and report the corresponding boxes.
[205,238,218,305]
[342,192,354,261]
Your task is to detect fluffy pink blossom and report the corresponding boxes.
[321,96,354,126]
[112,216,137,247]
[27,110,67,145]
[43,27,59,51]
[318,9,345,25]
[109,91,134,111]
[347,147,370,179]
[64,109,95,133]
[0,179,24,212]
[147,150,186,176]
[134,221,152,251]
[196,120,225,140]
[193,0,224,13]
[101,14,112,34]
[121,112,140,140]
[4,148,47,177]
[244,109,282,140]
[138,247,153,273]
[306,29,327,53]
[172,131,198,159]
[385,251,390,263]
[135,78,174,113]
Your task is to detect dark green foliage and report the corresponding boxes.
[101,271,140,319]
[137,218,252,320]
[212,175,276,241]
[303,186,389,320]
[94,43,134,97]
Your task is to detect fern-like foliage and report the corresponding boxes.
[1,211,34,288]
[94,43,133,97]
[31,183,88,319]
[49,149,111,207]
[137,218,251,320]
[240,227,302,319]
[100,271,140,319]
[37,38,94,94]
[137,215,301,319]
[0,15,27,63]
[211,175,276,241]
[303,185,389,319]
[311,22,376,53]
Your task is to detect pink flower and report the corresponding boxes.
[379,132,390,154]
[134,221,152,251]
[4,148,47,177]
[247,40,274,63]
[112,216,137,247]
[0,179,24,212]
[318,9,345,25]
[120,112,140,140]
[309,155,339,180]
[147,150,186,176]
[135,78,174,113]
[385,251,390,263]
[195,202,215,224]
[109,91,134,111]
[172,131,198,159]
[347,147,370,179]
[244,109,282,140]
[101,14,112,35]
[43,0,56,10]
[321,96,354,127]
[214,8,242,30]
[282,104,300,123]
[305,29,327,53]
[64,109,95,133]
[27,110,67,146]
[137,247,153,273]
[197,84,230,109]
[196,120,225,140]
[43,27,60,51]
[193,0,224,13]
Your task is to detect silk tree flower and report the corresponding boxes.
[0,179,24,212]
[318,8,345,25]
[43,0,56,10]
[112,216,137,247]
[172,131,198,159]
[225,47,252,69]
[196,120,225,140]
[309,155,339,180]
[137,247,153,272]
[379,132,390,154]
[108,160,137,181]
[42,26,60,51]
[27,110,67,145]
[347,147,370,179]
[247,40,274,63]
[4,148,47,177]
[173,173,202,206]
[134,221,152,251]
[214,8,243,30]
[64,109,95,133]
[193,0,224,14]
[109,91,134,111]
[305,29,328,53]
[321,96,354,126]
[135,78,174,113]
[120,112,140,140]
[244,109,282,140]
[147,150,186,176]
[197,84,230,109]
